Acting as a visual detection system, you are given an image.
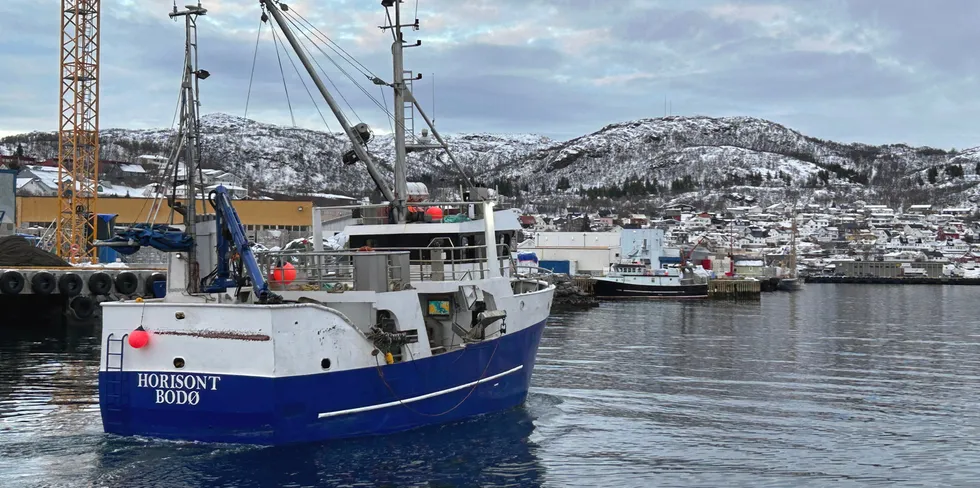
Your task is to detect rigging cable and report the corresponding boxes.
[289,9,380,81]
[279,11,363,123]
[284,10,392,115]
[384,7,397,42]
[373,338,501,418]
[270,24,297,127]
[136,80,185,227]
[282,10,423,145]
[242,19,264,124]
[142,48,198,227]
[275,18,334,133]
[234,18,265,200]
[380,86,394,135]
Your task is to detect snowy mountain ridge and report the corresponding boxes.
[4,113,979,209]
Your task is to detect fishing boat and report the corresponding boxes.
[98,1,555,445]
[594,231,709,298]
[593,262,708,298]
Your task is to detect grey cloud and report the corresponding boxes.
[619,8,750,44]
[843,0,980,74]
[0,0,979,150]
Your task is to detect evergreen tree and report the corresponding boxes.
[927,167,938,184]
[556,177,571,191]
[15,143,24,158]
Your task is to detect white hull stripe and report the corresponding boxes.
[317,364,524,419]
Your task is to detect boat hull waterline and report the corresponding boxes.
[100,318,547,445]
[593,278,708,299]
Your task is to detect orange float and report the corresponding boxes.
[270,262,297,285]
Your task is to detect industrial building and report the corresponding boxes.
[15,196,315,235]
[833,260,946,279]
[518,231,621,275]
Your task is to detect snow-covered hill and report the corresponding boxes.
[499,116,980,208]
[4,113,979,209]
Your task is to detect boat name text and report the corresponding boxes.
[136,373,222,406]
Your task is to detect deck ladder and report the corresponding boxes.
[403,70,416,142]
[102,334,128,427]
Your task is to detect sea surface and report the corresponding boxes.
[3,284,980,487]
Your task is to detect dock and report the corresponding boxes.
[707,279,762,299]
[805,276,980,285]
[1,266,165,323]
[571,276,595,295]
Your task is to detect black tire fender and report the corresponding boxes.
[58,273,84,297]
[144,273,166,297]
[114,271,139,296]
[0,271,25,295]
[70,296,97,320]
[88,272,113,296]
[30,272,56,295]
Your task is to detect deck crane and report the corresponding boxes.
[680,234,709,269]
[56,0,101,263]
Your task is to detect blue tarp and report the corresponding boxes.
[539,260,571,274]
[517,252,539,263]
[103,224,193,255]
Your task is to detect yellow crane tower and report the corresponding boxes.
[56,0,100,263]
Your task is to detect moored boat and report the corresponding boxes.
[593,263,708,298]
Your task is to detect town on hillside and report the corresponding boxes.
[515,201,980,280]
[4,150,980,281]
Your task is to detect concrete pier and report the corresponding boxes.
[708,279,762,299]
[0,266,165,323]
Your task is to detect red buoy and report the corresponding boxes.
[129,326,150,349]
[425,207,444,222]
[270,262,297,285]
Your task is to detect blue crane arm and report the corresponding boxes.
[208,185,277,303]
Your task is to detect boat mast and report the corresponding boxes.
[384,0,479,206]
[170,3,207,294]
[390,0,409,224]
[790,210,798,279]
[263,0,477,218]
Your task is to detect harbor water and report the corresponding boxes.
[3,284,980,486]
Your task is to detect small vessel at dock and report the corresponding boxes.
[593,263,708,298]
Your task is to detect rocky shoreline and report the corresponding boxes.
[550,274,599,310]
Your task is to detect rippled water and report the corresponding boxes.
[3,284,980,486]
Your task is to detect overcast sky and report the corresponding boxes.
[1,0,979,149]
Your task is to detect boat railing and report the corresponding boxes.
[256,242,521,290]
[368,244,515,281]
[511,264,555,291]
[255,249,411,292]
[316,201,491,226]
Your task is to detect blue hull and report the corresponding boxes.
[99,319,546,445]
